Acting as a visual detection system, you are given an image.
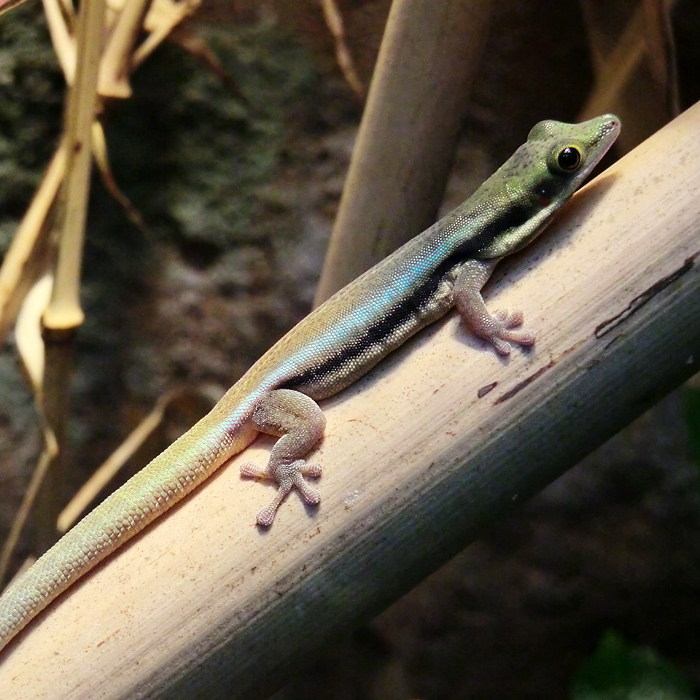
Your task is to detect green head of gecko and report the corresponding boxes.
[476,113,620,258]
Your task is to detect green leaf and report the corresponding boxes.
[571,630,696,700]
[683,385,700,471]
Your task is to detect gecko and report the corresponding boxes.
[0,114,619,652]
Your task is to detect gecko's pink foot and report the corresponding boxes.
[241,459,322,527]
[484,309,535,355]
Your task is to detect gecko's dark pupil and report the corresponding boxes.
[558,146,581,171]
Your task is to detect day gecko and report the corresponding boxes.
[0,114,619,652]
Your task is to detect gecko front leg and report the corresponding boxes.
[453,258,536,355]
[240,389,326,526]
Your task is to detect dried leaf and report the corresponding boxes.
[642,0,679,115]
[0,147,65,350]
[319,0,365,99]
[91,120,151,235]
[42,0,76,84]
[98,0,151,98]
[15,275,53,391]
[0,276,58,586]
[0,0,31,18]
[133,0,202,69]
[170,26,246,102]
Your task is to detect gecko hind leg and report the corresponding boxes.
[240,389,326,527]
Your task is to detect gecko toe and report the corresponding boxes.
[256,506,277,527]
[240,461,268,478]
[294,473,321,505]
[300,462,322,478]
[492,338,512,355]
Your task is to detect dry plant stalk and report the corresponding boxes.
[319,0,365,99]
[0,148,66,346]
[2,0,203,345]
[0,0,202,584]
[0,0,30,17]
[42,0,106,334]
[0,277,57,583]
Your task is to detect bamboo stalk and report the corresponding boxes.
[314,0,496,303]
[42,0,105,334]
[2,103,700,699]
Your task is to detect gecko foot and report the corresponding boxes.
[240,459,322,527]
[480,309,535,356]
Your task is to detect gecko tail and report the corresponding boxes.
[0,403,257,653]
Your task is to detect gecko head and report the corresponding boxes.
[476,114,620,259]
[525,113,621,201]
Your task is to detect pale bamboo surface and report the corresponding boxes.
[2,103,700,699]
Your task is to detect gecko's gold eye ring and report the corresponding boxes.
[557,146,582,171]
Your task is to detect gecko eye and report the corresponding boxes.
[557,146,581,171]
